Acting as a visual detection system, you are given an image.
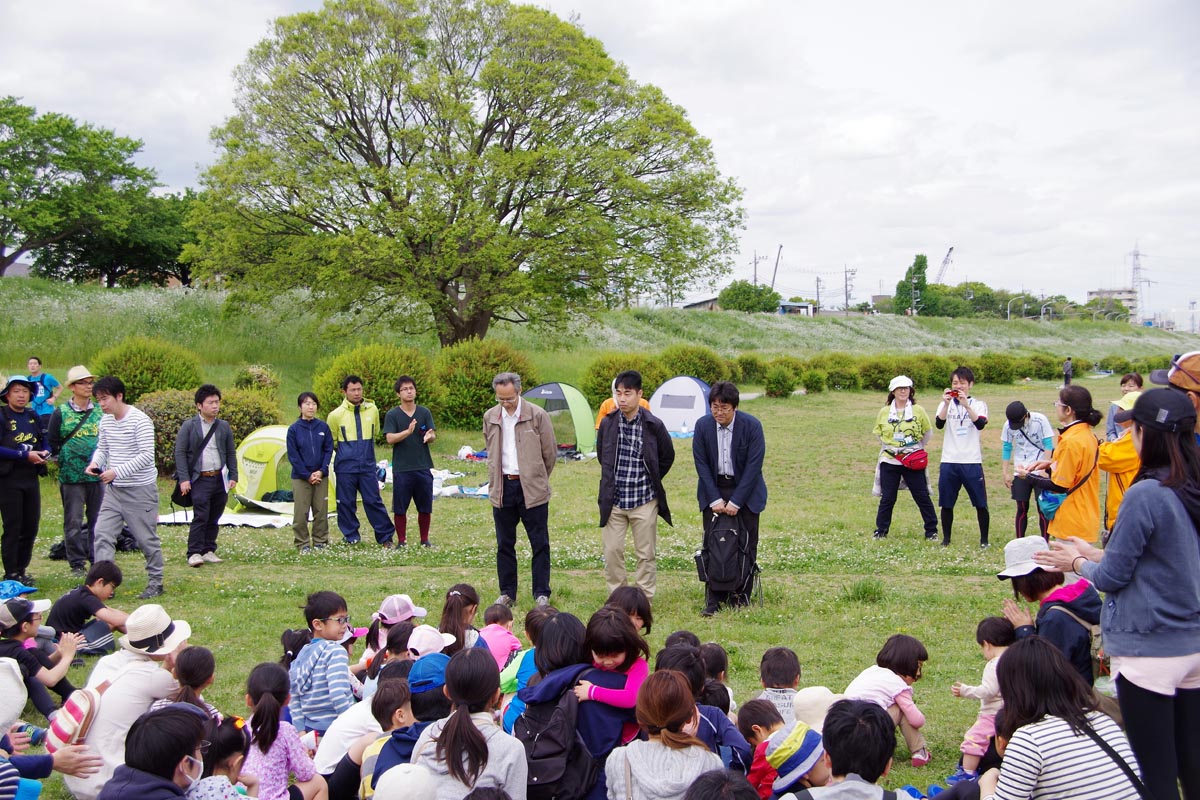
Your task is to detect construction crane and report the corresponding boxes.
[934,247,954,284]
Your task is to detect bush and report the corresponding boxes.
[801,369,827,393]
[233,364,282,403]
[434,339,540,430]
[763,364,796,398]
[1015,353,1060,381]
[140,388,284,476]
[826,364,861,391]
[92,336,202,404]
[892,354,954,395]
[313,343,439,423]
[769,355,808,378]
[580,353,669,408]
[736,353,767,384]
[976,351,1017,385]
[857,357,900,392]
[1131,354,1170,375]
[1098,355,1133,375]
[724,358,743,384]
[658,344,728,386]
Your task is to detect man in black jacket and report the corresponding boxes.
[174,384,237,568]
[596,370,674,599]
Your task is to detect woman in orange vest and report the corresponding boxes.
[1020,386,1102,542]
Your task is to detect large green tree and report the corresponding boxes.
[186,0,744,345]
[718,280,780,312]
[34,190,196,287]
[0,97,154,275]
[894,254,928,316]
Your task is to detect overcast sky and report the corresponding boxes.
[4,1,1198,325]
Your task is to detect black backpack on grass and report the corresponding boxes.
[512,670,600,800]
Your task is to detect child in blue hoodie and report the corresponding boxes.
[289,591,356,735]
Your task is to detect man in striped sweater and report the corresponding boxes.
[86,376,165,599]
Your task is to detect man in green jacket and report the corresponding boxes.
[327,375,395,546]
[48,366,104,577]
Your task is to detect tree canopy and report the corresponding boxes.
[187,0,744,345]
[894,254,928,316]
[0,97,154,275]
[34,190,196,287]
[719,280,780,312]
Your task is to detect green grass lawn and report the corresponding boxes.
[18,376,1124,796]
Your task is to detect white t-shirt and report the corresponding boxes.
[843,664,909,709]
[937,396,988,464]
[1001,411,1055,467]
[312,698,382,774]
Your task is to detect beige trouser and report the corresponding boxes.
[602,499,659,598]
[888,703,927,754]
[292,478,330,548]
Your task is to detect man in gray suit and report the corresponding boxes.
[175,384,237,568]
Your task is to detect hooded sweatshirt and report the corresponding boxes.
[1014,578,1101,686]
[410,711,528,799]
[1080,473,1200,658]
[604,738,722,800]
[96,764,186,800]
[288,637,355,732]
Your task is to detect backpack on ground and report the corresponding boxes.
[512,671,600,800]
[695,514,750,590]
[45,680,111,753]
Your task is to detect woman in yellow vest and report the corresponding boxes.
[1100,391,1141,533]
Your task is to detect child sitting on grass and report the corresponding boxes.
[150,645,221,721]
[500,605,556,733]
[843,634,930,767]
[780,700,896,800]
[737,698,786,799]
[288,591,356,736]
[245,662,328,800]
[438,583,481,655]
[574,606,651,744]
[191,716,260,800]
[947,616,1014,784]
[478,603,521,671]
[700,641,737,714]
[0,597,82,721]
[765,719,831,797]
[607,585,653,635]
[45,560,128,654]
[758,646,801,724]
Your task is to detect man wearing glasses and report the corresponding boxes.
[694,381,767,616]
[483,372,557,608]
[48,366,104,578]
[1150,351,1200,444]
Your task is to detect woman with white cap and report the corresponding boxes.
[872,375,938,540]
[1035,388,1200,800]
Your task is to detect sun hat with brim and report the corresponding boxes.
[0,597,50,630]
[1111,391,1143,423]
[766,720,826,791]
[1125,388,1197,433]
[793,686,843,732]
[997,537,1050,579]
[374,594,427,625]
[1149,351,1200,392]
[0,580,38,602]
[0,657,28,730]
[65,365,95,386]
[888,375,914,392]
[408,652,451,695]
[407,624,455,658]
[374,762,438,800]
[120,604,192,655]
[339,625,370,645]
[0,376,37,401]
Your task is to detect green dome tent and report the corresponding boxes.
[522,382,596,454]
[226,425,337,512]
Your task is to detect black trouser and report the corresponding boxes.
[492,478,552,600]
[187,474,228,556]
[704,476,759,609]
[61,481,104,569]
[875,461,938,536]
[25,646,76,720]
[1117,673,1200,800]
[0,472,40,580]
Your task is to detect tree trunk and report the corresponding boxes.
[436,308,493,347]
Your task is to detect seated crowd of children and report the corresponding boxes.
[0,569,1143,800]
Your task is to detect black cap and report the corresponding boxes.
[1131,388,1197,433]
[1005,401,1028,427]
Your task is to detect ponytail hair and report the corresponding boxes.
[436,648,499,786]
[168,645,215,712]
[247,662,289,754]
[202,716,250,778]
[279,629,312,667]
[368,621,415,680]
[1059,385,1102,427]
[438,583,479,656]
[637,670,706,751]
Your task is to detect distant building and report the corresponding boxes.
[683,297,720,311]
[1087,288,1138,323]
[778,301,814,316]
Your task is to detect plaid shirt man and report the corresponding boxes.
[615,411,654,509]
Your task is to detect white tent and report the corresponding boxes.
[649,376,711,434]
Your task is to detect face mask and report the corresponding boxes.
[182,755,203,790]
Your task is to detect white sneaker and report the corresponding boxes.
[201,552,223,564]
[187,554,204,568]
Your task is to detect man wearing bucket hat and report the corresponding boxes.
[0,376,50,585]
[1149,350,1200,444]
[48,366,104,576]
[64,604,190,800]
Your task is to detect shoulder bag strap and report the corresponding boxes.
[1048,604,1093,632]
[189,423,220,472]
[1078,721,1153,799]
[1018,426,1044,453]
[59,406,99,447]
[1064,446,1100,497]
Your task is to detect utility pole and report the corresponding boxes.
[751,250,768,285]
[1129,244,1154,325]
[815,276,823,316]
[1191,300,1197,334]
[844,264,857,316]
[769,245,782,291]
[910,269,921,316]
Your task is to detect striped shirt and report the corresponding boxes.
[994,711,1140,800]
[93,405,157,486]
[288,638,356,733]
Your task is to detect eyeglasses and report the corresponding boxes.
[323,615,351,625]
[710,403,734,414]
[1053,401,1067,408]
[198,740,211,754]
[495,395,519,405]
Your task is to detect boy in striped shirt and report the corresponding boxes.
[290,591,357,736]
[86,376,165,599]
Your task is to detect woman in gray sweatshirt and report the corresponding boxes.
[1037,388,1200,800]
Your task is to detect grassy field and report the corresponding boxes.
[15,372,1134,797]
